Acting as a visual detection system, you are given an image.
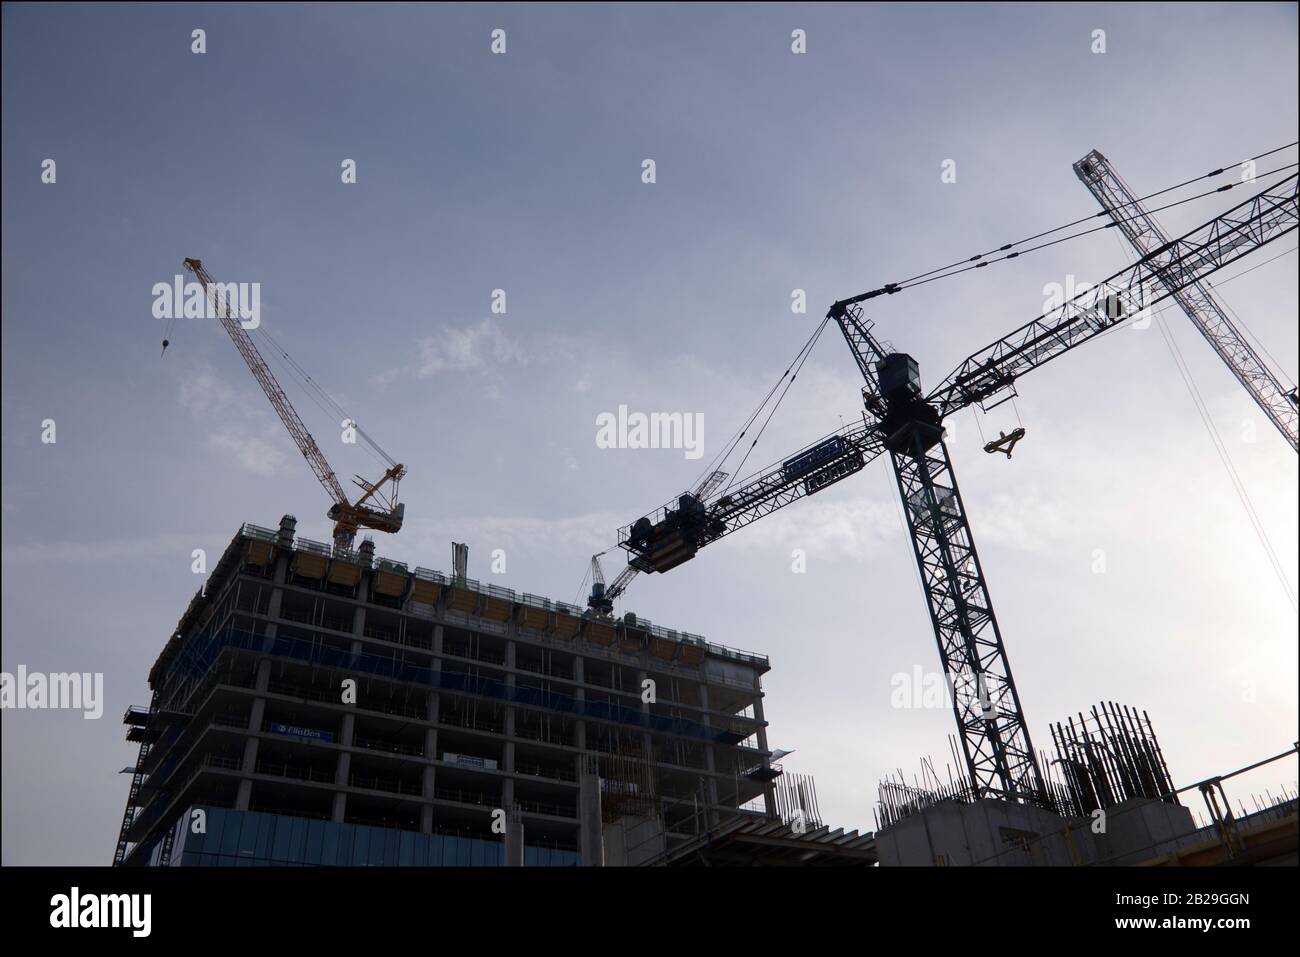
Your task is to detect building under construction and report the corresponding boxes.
[114,515,809,867]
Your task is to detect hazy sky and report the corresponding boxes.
[3,2,1297,865]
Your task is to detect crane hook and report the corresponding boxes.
[983,427,1026,459]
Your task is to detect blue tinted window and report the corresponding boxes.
[322,821,339,866]
[238,814,260,858]
[352,826,370,865]
[272,817,292,863]
[288,818,307,863]
[383,829,399,865]
[256,814,275,860]
[219,811,242,858]
[306,820,326,865]
[336,824,355,867]
[201,807,224,855]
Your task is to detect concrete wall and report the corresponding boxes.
[877,796,1198,866]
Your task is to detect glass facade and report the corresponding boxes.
[166,806,578,867]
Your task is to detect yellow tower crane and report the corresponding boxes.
[181,258,406,551]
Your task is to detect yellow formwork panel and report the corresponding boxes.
[516,605,551,630]
[618,634,643,654]
[245,540,274,566]
[650,638,679,661]
[585,621,616,646]
[480,597,513,621]
[373,570,407,597]
[446,588,480,614]
[328,561,363,587]
[292,553,328,579]
[411,579,443,604]
[679,644,705,666]
[553,613,581,638]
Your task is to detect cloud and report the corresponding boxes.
[207,431,287,477]
[417,319,529,377]
[178,363,236,418]
[369,319,548,387]
[969,491,1075,555]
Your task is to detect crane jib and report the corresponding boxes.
[181,257,407,550]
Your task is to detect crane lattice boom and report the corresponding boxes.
[182,258,406,549]
[1074,149,1298,451]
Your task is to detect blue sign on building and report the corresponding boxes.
[268,722,335,743]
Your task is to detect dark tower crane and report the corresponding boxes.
[618,172,1299,804]
[182,258,406,551]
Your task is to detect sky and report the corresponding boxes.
[2,2,1297,865]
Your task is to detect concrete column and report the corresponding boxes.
[248,698,266,733]
[504,636,516,774]
[351,603,366,642]
[422,764,436,797]
[637,669,653,759]
[423,689,438,831]
[573,655,587,762]
[334,750,351,788]
[335,709,355,817]
[235,660,274,811]
[753,688,775,816]
[331,791,346,823]
[424,691,439,759]
[699,684,720,827]
[503,806,525,867]
[261,600,281,654]
[578,758,603,867]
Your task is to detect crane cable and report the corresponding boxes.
[723,315,832,492]
[1106,229,1297,610]
[162,275,399,476]
[716,150,1280,486]
[885,142,1298,293]
[691,312,831,494]
[252,324,396,473]
[698,150,1278,496]
[895,161,1299,295]
[1152,301,1297,610]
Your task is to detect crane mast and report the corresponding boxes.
[1074,149,1298,451]
[182,258,406,551]
[832,301,1045,801]
[620,170,1299,804]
